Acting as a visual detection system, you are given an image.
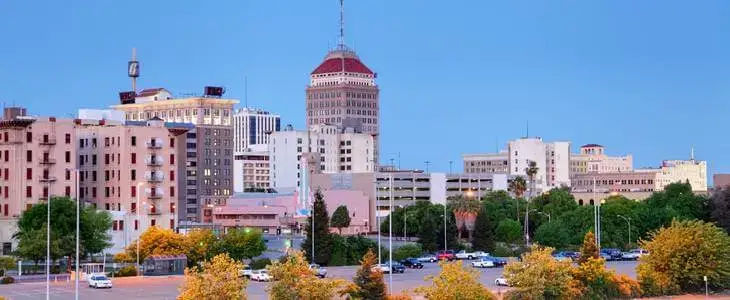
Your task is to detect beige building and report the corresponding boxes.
[112,88,238,223]
[76,118,190,239]
[570,144,633,176]
[0,108,78,255]
[233,144,271,192]
[650,159,707,192]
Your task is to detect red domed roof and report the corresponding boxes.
[311,57,373,75]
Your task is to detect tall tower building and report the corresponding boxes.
[306,0,380,165]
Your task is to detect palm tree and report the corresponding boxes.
[448,195,481,241]
[508,176,527,221]
[524,160,539,245]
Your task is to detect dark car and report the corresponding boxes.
[563,251,581,261]
[400,258,424,269]
[481,256,507,267]
[601,248,623,261]
[388,262,406,273]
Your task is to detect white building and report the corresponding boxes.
[570,144,633,176]
[464,137,571,193]
[233,144,271,193]
[646,158,707,192]
[232,108,281,153]
[269,124,375,189]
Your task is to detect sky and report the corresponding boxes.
[1,1,729,180]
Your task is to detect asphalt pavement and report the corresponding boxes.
[0,261,639,299]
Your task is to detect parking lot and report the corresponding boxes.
[0,261,638,299]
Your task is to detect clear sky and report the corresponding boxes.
[2,1,729,179]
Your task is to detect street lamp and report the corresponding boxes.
[45,179,50,300]
[617,215,632,246]
[136,182,145,276]
[388,174,393,295]
[71,169,80,300]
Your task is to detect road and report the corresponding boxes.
[0,261,638,299]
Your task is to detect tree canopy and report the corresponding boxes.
[330,205,352,235]
[301,189,334,265]
[177,253,247,300]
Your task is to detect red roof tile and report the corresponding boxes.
[137,88,166,97]
[312,57,373,75]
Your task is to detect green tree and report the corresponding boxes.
[0,256,15,276]
[471,204,495,252]
[184,229,218,267]
[15,225,59,269]
[495,219,522,244]
[177,253,247,300]
[393,244,422,261]
[711,187,730,234]
[638,219,730,296]
[415,204,457,252]
[214,228,266,261]
[301,189,333,265]
[508,177,527,223]
[533,219,571,249]
[330,205,351,235]
[577,231,599,265]
[349,249,387,300]
[449,195,481,240]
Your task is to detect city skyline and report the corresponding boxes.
[1,1,728,179]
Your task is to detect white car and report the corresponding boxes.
[371,264,391,273]
[495,275,509,286]
[239,265,253,278]
[417,254,438,263]
[309,264,327,278]
[250,270,271,282]
[88,274,112,289]
[456,250,488,260]
[621,249,648,260]
[471,258,495,268]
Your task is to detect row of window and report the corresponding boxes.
[307,92,377,101]
[1,132,72,144]
[574,179,654,186]
[78,153,174,165]
[112,219,176,231]
[126,108,232,120]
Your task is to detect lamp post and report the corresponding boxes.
[374,178,381,265]
[136,182,145,276]
[617,214,631,246]
[388,174,393,295]
[46,180,50,300]
[72,169,79,300]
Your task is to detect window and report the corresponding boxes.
[151,219,156,227]
[131,169,136,180]
[105,170,109,181]
[118,220,124,231]
[65,186,70,197]
[92,187,97,198]
[169,187,175,197]
[26,132,32,143]
[65,151,71,163]
[2,150,6,162]
[170,138,175,148]
[169,154,175,164]
[3,204,7,216]
[65,170,71,181]
[131,186,137,197]
[26,150,32,162]
[112,220,118,231]
[26,186,32,198]
[134,219,139,230]
[170,203,175,213]
[170,219,175,229]
[169,170,175,181]
[105,203,110,210]
[131,153,136,164]
[26,168,31,180]
[92,171,97,181]
[92,155,97,165]
[105,154,109,165]
[65,133,71,144]
[79,155,84,166]
[131,136,137,146]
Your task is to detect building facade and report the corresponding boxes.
[232,107,280,153]
[269,124,375,189]
[651,159,708,192]
[233,144,271,193]
[0,109,77,254]
[570,144,633,177]
[112,88,238,223]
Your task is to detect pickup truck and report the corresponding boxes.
[455,250,489,260]
[436,250,456,261]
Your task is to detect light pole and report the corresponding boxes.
[617,214,631,247]
[388,174,393,294]
[73,169,79,300]
[136,182,144,276]
[375,178,381,264]
[46,180,50,300]
[443,201,447,251]
[530,209,551,222]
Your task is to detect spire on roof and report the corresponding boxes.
[339,0,345,48]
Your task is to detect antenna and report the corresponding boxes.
[244,76,248,108]
[690,146,695,161]
[526,120,529,138]
[339,0,345,47]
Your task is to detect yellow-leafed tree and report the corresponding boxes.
[124,226,187,261]
[267,250,347,300]
[177,253,247,300]
[503,245,578,299]
[414,261,496,300]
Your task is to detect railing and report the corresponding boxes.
[146,140,163,149]
[146,191,163,199]
[38,137,57,145]
[145,157,163,166]
[39,157,56,164]
[145,173,164,182]
[38,176,57,182]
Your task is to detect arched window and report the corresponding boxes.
[589,199,595,206]
[578,199,584,206]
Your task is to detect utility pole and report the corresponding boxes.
[424,161,431,173]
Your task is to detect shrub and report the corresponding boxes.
[249,258,272,270]
[0,276,14,284]
[503,245,575,299]
[114,265,138,277]
[393,243,422,261]
[414,261,496,299]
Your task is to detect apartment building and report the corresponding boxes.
[463,137,571,193]
[233,144,271,193]
[76,118,190,242]
[269,124,375,189]
[0,107,78,255]
[112,88,238,223]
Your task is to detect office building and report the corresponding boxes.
[268,124,375,189]
[112,87,238,223]
[233,144,271,193]
[232,107,280,152]
[650,158,707,192]
[0,108,77,255]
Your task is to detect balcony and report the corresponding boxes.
[147,209,161,215]
[39,157,56,165]
[145,156,163,166]
[145,172,164,182]
[38,137,57,145]
[38,176,57,183]
[146,139,163,149]
[146,188,164,199]
[0,139,22,145]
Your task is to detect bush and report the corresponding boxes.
[113,265,138,277]
[0,276,14,284]
[249,258,272,270]
[393,244,422,261]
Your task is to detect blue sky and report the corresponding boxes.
[2,1,729,180]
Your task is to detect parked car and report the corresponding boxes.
[389,262,406,274]
[600,252,612,261]
[239,265,253,278]
[251,269,272,282]
[563,251,581,261]
[495,275,509,286]
[88,274,112,289]
[309,264,327,278]
[621,249,648,260]
[552,253,572,262]
[480,256,507,267]
[371,264,392,273]
[471,258,496,268]
[400,258,424,269]
[601,248,623,261]
[436,250,456,261]
[417,254,438,263]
